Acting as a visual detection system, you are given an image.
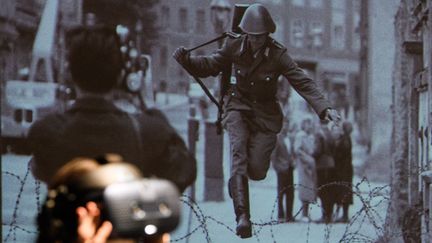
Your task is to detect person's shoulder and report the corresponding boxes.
[268,37,289,59]
[224,33,245,49]
[268,37,286,50]
[135,108,174,132]
[226,32,243,40]
[136,108,167,122]
[28,112,66,138]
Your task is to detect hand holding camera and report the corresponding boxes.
[77,202,113,243]
[38,156,181,243]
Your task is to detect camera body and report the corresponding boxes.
[103,178,181,238]
[39,177,181,241]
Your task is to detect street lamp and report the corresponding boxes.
[201,0,232,203]
[310,25,323,49]
[135,19,143,53]
[210,0,231,47]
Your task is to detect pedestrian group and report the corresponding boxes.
[272,116,354,224]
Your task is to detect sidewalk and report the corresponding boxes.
[153,92,189,111]
[1,105,389,243]
[170,139,389,243]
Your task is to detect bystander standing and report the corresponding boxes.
[294,118,317,222]
[271,119,295,222]
[333,121,354,223]
[27,25,196,193]
[314,120,337,224]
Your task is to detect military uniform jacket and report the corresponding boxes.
[187,35,331,133]
[28,97,196,192]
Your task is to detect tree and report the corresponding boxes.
[83,0,159,53]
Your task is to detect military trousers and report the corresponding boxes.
[224,110,277,180]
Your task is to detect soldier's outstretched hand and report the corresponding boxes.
[173,47,190,65]
[323,108,341,125]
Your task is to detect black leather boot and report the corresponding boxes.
[228,175,252,238]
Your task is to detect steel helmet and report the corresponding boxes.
[238,3,276,35]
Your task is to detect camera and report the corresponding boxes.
[38,161,181,241]
[103,178,181,238]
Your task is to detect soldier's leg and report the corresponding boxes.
[224,110,250,176]
[247,131,277,180]
[223,110,252,238]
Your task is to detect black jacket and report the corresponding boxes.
[28,97,196,192]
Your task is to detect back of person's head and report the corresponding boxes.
[66,25,123,94]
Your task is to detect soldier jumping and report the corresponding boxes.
[173,3,340,238]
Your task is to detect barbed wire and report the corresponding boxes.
[1,164,427,243]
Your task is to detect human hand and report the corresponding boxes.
[77,201,112,243]
[323,108,341,125]
[172,47,190,65]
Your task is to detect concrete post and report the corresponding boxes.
[204,121,224,201]
[429,185,432,241]
[186,104,199,243]
[187,104,199,201]
[421,170,432,242]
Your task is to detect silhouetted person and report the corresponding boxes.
[28,25,196,193]
[334,121,354,223]
[271,121,295,222]
[173,3,339,237]
[314,121,337,224]
[294,118,317,222]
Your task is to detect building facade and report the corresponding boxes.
[0,0,81,85]
[150,0,361,124]
[391,0,432,242]
[150,0,226,93]
[280,0,361,123]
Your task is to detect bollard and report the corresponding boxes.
[204,120,224,201]
[187,104,199,202]
[186,104,199,243]
[421,170,432,242]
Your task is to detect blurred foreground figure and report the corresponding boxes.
[174,3,339,238]
[37,155,178,243]
[28,25,196,193]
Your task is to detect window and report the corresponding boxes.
[272,17,284,41]
[195,9,206,34]
[25,109,33,123]
[309,0,323,8]
[160,46,167,67]
[179,8,188,32]
[160,6,170,30]
[292,0,305,7]
[352,1,361,51]
[310,22,323,48]
[332,24,345,49]
[331,0,346,49]
[331,0,346,10]
[290,19,304,48]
